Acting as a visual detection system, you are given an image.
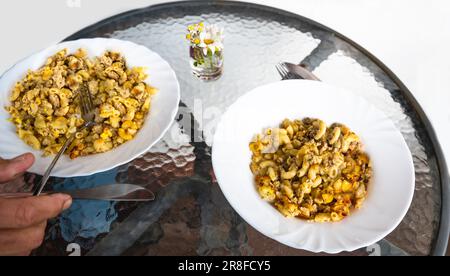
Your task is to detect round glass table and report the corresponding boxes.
[22,1,448,256]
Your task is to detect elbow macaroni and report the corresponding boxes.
[249,118,372,222]
[5,48,158,158]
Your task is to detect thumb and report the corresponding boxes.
[0,193,72,229]
[0,153,35,183]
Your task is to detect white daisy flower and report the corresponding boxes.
[187,22,224,56]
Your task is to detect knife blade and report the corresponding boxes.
[0,184,155,202]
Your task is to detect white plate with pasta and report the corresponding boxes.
[0,38,180,177]
[212,80,414,253]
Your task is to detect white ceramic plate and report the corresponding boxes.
[212,80,414,253]
[0,38,180,177]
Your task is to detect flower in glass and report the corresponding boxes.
[186,22,224,80]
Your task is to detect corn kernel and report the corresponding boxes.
[118,128,133,140]
[342,180,352,192]
[121,120,133,129]
[322,193,334,204]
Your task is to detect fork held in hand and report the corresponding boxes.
[33,84,96,196]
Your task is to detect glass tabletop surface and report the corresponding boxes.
[10,1,446,256]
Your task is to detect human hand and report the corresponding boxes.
[0,153,72,255]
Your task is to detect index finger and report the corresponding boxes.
[0,193,72,229]
[0,153,35,183]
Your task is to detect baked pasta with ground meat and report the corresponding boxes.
[249,118,372,222]
[5,48,157,159]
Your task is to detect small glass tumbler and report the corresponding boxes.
[189,46,223,81]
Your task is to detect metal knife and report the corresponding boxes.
[0,184,155,202]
